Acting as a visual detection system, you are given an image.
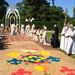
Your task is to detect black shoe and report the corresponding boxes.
[68,54,71,56]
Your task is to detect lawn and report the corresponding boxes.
[46,31,75,59]
[46,31,61,40]
[46,31,52,40]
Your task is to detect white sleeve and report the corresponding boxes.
[65,30,69,37]
[70,31,75,37]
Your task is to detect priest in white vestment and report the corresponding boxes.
[36,29,40,41]
[60,23,68,50]
[66,25,75,55]
[21,24,25,34]
[11,24,16,35]
[0,23,4,36]
[71,29,75,54]
[65,24,73,54]
[39,29,43,43]
[25,24,30,36]
[64,24,70,52]
[30,24,35,37]
[1,23,4,31]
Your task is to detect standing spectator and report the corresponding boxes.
[51,24,60,48]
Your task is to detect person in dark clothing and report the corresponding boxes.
[53,24,59,37]
[51,25,60,48]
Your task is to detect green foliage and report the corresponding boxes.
[52,0,55,6]
[16,0,67,30]
[46,32,52,40]
[33,21,55,30]
[73,7,75,19]
[0,0,9,23]
[72,7,75,26]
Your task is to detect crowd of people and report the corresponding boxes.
[60,23,75,55]
[24,24,50,45]
[0,22,75,55]
[9,23,50,46]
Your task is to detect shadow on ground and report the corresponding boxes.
[0,35,11,50]
[0,42,11,50]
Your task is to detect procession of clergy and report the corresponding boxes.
[0,23,75,55]
[0,23,49,46]
[60,23,75,55]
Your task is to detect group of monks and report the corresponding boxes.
[60,23,75,55]
[10,23,50,45]
[0,22,75,55]
[25,24,50,45]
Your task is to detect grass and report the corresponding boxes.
[46,32,75,59]
[46,31,61,40]
[46,31,52,40]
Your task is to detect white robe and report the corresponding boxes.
[60,27,65,50]
[66,28,73,54]
[60,26,68,50]
[21,25,25,34]
[1,23,4,31]
[29,25,35,37]
[71,30,75,54]
[63,26,69,52]
[11,24,16,35]
[35,30,39,41]
[39,30,43,43]
[42,30,46,44]
[25,25,30,36]
[0,23,4,36]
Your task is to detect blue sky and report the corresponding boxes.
[6,0,75,17]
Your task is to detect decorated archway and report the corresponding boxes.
[5,6,20,31]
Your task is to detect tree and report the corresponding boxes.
[52,0,55,6]
[16,0,33,23]
[72,7,75,26]
[16,0,66,30]
[16,0,50,21]
[0,0,9,22]
[73,7,75,19]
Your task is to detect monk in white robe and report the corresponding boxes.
[11,24,16,35]
[32,29,37,41]
[41,26,47,44]
[21,24,25,34]
[1,23,4,31]
[64,24,70,52]
[71,29,75,54]
[39,29,43,43]
[30,24,35,37]
[66,26,75,54]
[42,30,47,44]
[25,24,30,36]
[35,29,40,41]
[41,26,50,45]
[60,24,68,50]
[66,27,73,54]
[0,23,4,36]
[65,28,71,53]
